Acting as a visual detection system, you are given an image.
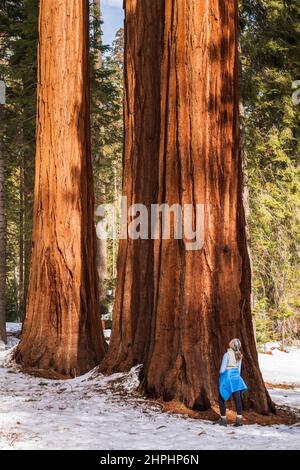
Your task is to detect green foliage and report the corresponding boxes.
[90,2,123,315]
[0,0,38,321]
[240,0,300,345]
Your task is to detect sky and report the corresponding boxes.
[101,0,124,46]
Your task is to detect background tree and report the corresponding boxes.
[0,0,38,322]
[90,6,123,319]
[102,0,274,414]
[16,0,106,376]
[240,0,300,347]
[91,0,108,316]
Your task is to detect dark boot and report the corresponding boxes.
[234,416,243,427]
[216,417,227,427]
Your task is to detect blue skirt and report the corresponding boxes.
[219,368,248,401]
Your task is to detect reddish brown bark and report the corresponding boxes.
[16,0,106,377]
[102,0,274,414]
[19,167,24,320]
[0,131,6,344]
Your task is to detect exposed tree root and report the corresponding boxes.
[158,399,299,426]
[265,382,297,390]
[21,367,69,381]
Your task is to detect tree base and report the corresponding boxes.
[159,399,298,426]
[14,347,102,380]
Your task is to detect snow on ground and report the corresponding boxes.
[258,349,300,388]
[6,323,22,349]
[104,329,111,342]
[0,325,299,450]
[269,389,300,412]
[6,323,22,335]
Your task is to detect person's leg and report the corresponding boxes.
[233,391,242,415]
[218,394,226,417]
[217,394,227,426]
[233,391,243,426]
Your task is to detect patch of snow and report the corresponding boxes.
[104,329,111,341]
[121,365,143,394]
[4,323,22,350]
[6,336,19,349]
[6,323,22,335]
[269,388,300,412]
[262,341,282,352]
[259,349,300,387]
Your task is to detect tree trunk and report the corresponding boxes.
[112,161,118,280]
[0,135,7,344]
[22,150,33,320]
[93,0,103,69]
[18,166,24,322]
[16,0,106,377]
[102,0,274,414]
[96,234,108,309]
[93,0,108,311]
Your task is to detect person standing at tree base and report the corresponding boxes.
[217,339,248,427]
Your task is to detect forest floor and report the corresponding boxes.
[0,324,299,450]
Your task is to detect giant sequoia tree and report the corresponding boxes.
[16,0,106,377]
[102,0,274,414]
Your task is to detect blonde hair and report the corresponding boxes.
[229,338,243,361]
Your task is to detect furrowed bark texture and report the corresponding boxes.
[17,0,106,377]
[102,0,274,414]
[0,135,7,344]
[101,0,162,372]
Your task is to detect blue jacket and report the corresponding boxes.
[219,353,248,401]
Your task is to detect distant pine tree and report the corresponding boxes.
[0,0,38,322]
[240,0,300,345]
